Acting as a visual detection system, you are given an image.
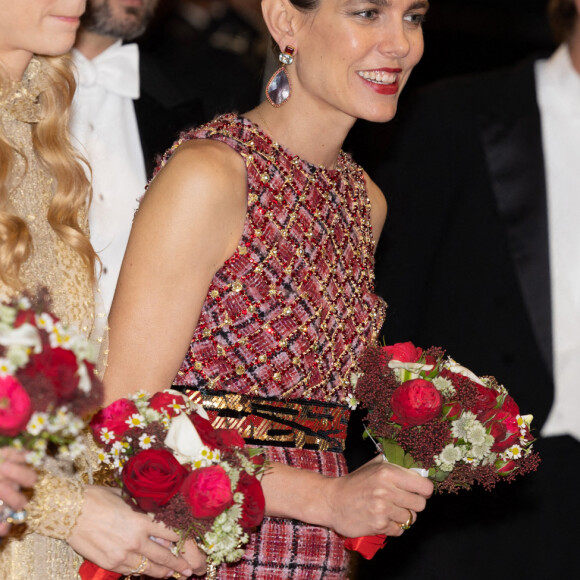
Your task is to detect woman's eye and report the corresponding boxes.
[404,12,427,26]
[355,9,380,21]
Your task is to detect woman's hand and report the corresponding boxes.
[0,448,37,537]
[68,485,207,578]
[325,456,433,537]
[262,456,433,539]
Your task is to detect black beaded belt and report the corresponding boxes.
[175,387,350,453]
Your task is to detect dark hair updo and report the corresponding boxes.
[289,0,320,10]
[547,0,578,44]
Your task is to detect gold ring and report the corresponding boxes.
[400,509,414,531]
[127,554,148,576]
[171,574,183,579]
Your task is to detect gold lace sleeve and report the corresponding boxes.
[25,472,85,540]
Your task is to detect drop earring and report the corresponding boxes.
[265,46,295,107]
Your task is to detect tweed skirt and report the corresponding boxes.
[215,446,349,580]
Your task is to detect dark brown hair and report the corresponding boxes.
[288,0,320,10]
[547,0,578,44]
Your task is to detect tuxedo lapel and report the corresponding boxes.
[478,61,553,376]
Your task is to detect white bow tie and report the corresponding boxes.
[75,43,140,99]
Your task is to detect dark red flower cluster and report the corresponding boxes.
[355,342,540,494]
[0,294,103,443]
[396,420,451,469]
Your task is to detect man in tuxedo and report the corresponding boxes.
[71,0,260,313]
[358,0,580,577]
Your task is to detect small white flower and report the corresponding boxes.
[451,411,477,440]
[504,444,523,459]
[345,393,358,410]
[17,297,31,310]
[35,312,55,333]
[27,412,49,436]
[432,376,456,397]
[125,413,146,428]
[435,443,463,472]
[465,421,487,445]
[65,416,85,437]
[0,304,17,325]
[97,450,110,464]
[0,357,15,376]
[138,433,156,449]
[100,427,116,443]
[111,440,126,458]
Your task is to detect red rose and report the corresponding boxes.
[0,376,33,436]
[181,465,233,519]
[391,379,443,426]
[490,420,507,443]
[480,409,521,452]
[383,342,423,363]
[496,459,518,475]
[249,451,265,468]
[189,413,244,450]
[470,384,498,413]
[501,395,520,416]
[23,347,79,401]
[442,402,462,421]
[122,449,188,512]
[149,391,186,417]
[90,398,139,441]
[236,471,265,530]
[189,413,217,448]
[13,308,36,328]
[210,428,245,450]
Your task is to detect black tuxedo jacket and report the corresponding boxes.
[353,58,580,578]
[135,24,261,178]
[134,50,214,178]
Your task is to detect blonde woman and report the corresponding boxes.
[0,1,201,577]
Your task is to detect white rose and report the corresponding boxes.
[444,357,485,386]
[164,412,204,464]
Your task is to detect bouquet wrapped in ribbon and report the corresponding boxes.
[0,293,103,525]
[83,389,265,579]
[345,341,540,558]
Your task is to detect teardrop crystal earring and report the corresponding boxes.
[265,46,295,107]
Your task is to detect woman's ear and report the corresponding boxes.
[261,0,300,52]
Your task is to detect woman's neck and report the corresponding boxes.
[0,50,33,81]
[246,99,355,170]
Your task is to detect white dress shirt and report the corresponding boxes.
[535,44,580,441]
[71,41,146,314]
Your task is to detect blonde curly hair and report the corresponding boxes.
[0,54,97,290]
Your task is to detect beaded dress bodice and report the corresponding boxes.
[172,114,386,405]
[0,58,94,332]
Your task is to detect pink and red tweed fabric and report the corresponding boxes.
[170,114,386,404]
[159,114,386,578]
[214,447,350,580]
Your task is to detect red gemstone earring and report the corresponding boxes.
[265,46,295,107]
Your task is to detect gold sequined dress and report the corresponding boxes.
[0,58,95,579]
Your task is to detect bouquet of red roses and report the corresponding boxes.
[0,294,103,467]
[345,341,540,558]
[84,389,265,578]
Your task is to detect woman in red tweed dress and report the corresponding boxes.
[104,0,433,577]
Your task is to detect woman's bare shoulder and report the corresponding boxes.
[149,138,247,202]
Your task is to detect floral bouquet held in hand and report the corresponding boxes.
[85,389,265,579]
[0,293,103,524]
[346,341,540,558]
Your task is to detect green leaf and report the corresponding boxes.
[378,438,419,469]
